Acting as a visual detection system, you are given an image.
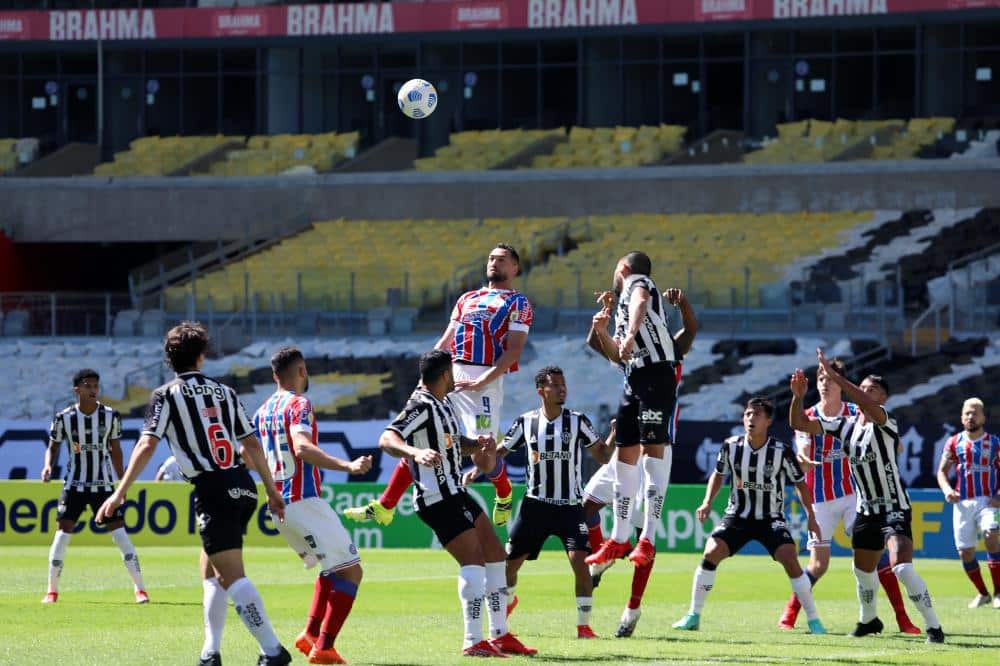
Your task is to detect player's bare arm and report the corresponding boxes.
[936,450,960,503]
[794,432,821,470]
[291,431,372,474]
[620,285,649,362]
[96,433,161,522]
[587,420,616,465]
[696,471,725,522]
[668,288,699,357]
[789,369,823,436]
[587,307,620,363]
[239,434,286,522]
[793,480,822,543]
[816,348,887,425]
[455,330,528,392]
[109,437,125,480]
[379,428,441,467]
[434,321,457,352]
[41,439,59,482]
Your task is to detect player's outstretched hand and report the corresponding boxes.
[796,452,821,470]
[593,291,615,312]
[477,433,497,453]
[944,489,961,504]
[414,449,442,467]
[267,492,286,523]
[790,369,808,398]
[462,467,481,486]
[816,348,833,375]
[96,492,123,524]
[454,378,485,393]
[349,455,373,475]
[665,288,686,306]
[695,501,711,523]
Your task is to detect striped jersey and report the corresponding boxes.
[49,403,122,491]
[715,435,804,520]
[387,388,465,509]
[820,407,908,515]
[614,274,676,372]
[943,432,1000,500]
[796,401,860,504]
[450,288,532,370]
[142,371,252,478]
[500,408,601,503]
[254,390,322,503]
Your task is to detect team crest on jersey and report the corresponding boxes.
[764,463,775,476]
[561,431,571,444]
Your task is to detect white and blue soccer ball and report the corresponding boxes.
[397,78,437,119]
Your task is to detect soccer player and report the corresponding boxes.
[778,359,919,634]
[484,366,613,639]
[378,349,536,657]
[672,397,827,635]
[347,243,532,527]
[585,251,680,570]
[40,368,148,604]
[791,352,945,643]
[254,347,373,664]
[96,322,292,666]
[936,397,1000,609]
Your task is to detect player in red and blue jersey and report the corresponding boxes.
[937,397,1000,609]
[254,347,372,665]
[779,359,918,634]
[345,243,532,528]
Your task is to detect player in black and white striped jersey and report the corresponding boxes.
[40,368,148,605]
[96,322,292,666]
[791,351,945,643]
[673,397,827,635]
[379,349,536,658]
[489,366,614,639]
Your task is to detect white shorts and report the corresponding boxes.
[277,497,361,572]
[809,494,857,549]
[953,497,999,550]
[450,363,504,438]
[582,451,644,529]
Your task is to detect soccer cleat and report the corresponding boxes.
[848,617,884,637]
[506,595,518,618]
[777,597,800,630]
[925,626,945,644]
[343,500,394,526]
[492,494,513,527]
[807,618,827,635]
[968,593,991,608]
[295,631,318,657]
[257,646,292,666]
[993,596,1000,609]
[627,537,655,567]
[135,589,150,604]
[462,640,508,658]
[671,612,700,631]
[615,608,640,638]
[308,645,347,664]
[589,559,616,589]
[489,632,538,656]
[577,625,597,639]
[896,612,921,635]
[198,653,222,666]
[585,539,632,566]
[41,592,58,604]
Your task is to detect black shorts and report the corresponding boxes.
[616,362,678,446]
[711,516,795,558]
[416,492,484,548]
[191,467,258,556]
[506,498,590,560]
[57,487,123,524]
[852,509,912,551]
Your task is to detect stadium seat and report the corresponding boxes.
[532,124,684,169]
[208,131,359,176]
[415,129,565,171]
[93,135,243,177]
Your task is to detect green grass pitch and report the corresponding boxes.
[2,546,998,665]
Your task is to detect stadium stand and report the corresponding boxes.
[93,135,240,177]
[207,131,359,176]
[0,137,38,174]
[413,128,565,171]
[531,125,686,169]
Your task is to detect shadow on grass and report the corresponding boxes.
[80,600,201,607]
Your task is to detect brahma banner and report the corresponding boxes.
[0,1,996,42]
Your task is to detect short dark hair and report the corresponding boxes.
[746,397,775,418]
[270,346,304,378]
[495,243,520,265]
[863,374,890,396]
[622,250,651,276]
[72,368,100,387]
[534,365,564,388]
[164,321,209,373]
[419,349,453,385]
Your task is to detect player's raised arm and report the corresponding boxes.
[619,282,650,362]
[816,348,887,426]
[789,369,823,436]
[587,304,620,363]
[667,288,699,357]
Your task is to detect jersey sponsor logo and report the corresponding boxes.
[823,449,846,461]
[640,409,663,424]
[227,487,258,501]
[537,450,572,461]
[179,383,227,402]
[886,510,906,523]
[201,406,219,419]
[736,479,775,491]
[850,451,877,464]
[460,309,495,324]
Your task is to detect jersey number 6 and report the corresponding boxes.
[207,424,235,468]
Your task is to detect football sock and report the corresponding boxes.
[458,565,486,648]
[201,577,227,659]
[47,531,71,593]
[488,459,512,498]
[877,554,907,613]
[378,459,412,510]
[986,551,1000,596]
[628,560,654,610]
[576,596,593,626]
[307,573,334,636]
[854,566,879,623]
[485,561,509,638]
[317,575,358,650]
[690,565,717,614]
[585,512,604,553]
[506,585,516,606]
[963,558,989,596]
[111,527,145,590]
[611,460,640,543]
[790,573,819,621]
[892,563,940,629]
[227,577,282,657]
[639,455,668,546]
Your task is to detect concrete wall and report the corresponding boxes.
[3,159,1000,243]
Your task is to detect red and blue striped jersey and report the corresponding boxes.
[450,288,532,370]
[944,432,1000,500]
[253,390,321,503]
[797,401,860,504]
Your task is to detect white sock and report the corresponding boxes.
[853,566,879,622]
[485,561,508,638]
[111,527,145,590]
[790,574,819,621]
[227,577,282,657]
[506,585,516,606]
[201,577,227,659]
[458,565,486,648]
[690,566,716,614]
[892,563,941,629]
[639,456,669,545]
[577,596,592,626]
[47,531,71,593]
[612,460,640,543]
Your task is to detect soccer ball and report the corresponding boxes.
[397,79,437,119]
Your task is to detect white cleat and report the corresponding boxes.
[589,558,616,586]
[968,593,991,608]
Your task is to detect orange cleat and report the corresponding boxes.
[490,632,538,656]
[577,625,598,639]
[462,640,508,658]
[896,613,921,635]
[41,592,58,604]
[308,645,347,664]
[135,589,150,604]
[295,631,318,657]
[506,595,518,618]
[627,538,655,567]
[778,597,800,630]
[585,539,632,566]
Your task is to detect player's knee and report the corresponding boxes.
[584,510,601,527]
[699,558,718,571]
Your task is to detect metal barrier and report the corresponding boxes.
[0,292,130,337]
